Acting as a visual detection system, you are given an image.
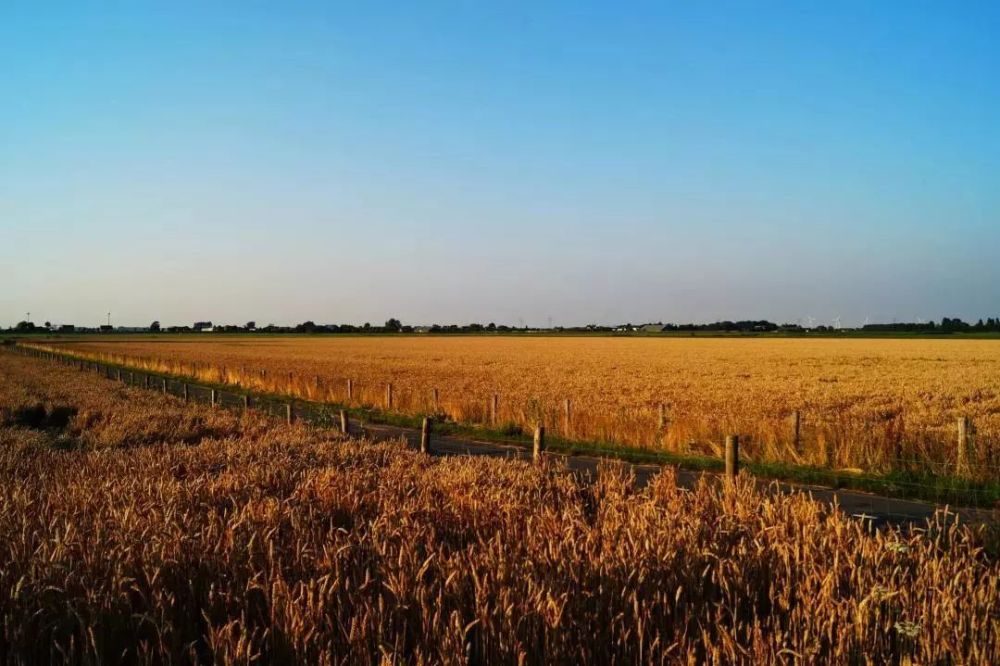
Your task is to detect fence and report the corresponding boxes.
[5,342,999,509]
[6,344,345,429]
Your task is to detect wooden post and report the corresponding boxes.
[161,378,167,394]
[242,394,250,411]
[116,368,122,382]
[339,409,349,434]
[725,435,739,479]
[421,417,432,454]
[491,393,499,425]
[657,403,666,430]
[386,383,393,410]
[533,424,546,462]
[792,410,801,452]
[143,375,149,389]
[210,389,217,408]
[128,371,134,384]
[347,379,354,402]
[286,403,294,425]
[957,416,971,475]
[563,399,572,437]
[182,384,189,402]
[433,387,440,412]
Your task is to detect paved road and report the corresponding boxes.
[354,420,997,528]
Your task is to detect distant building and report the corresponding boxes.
[640,323,666,333]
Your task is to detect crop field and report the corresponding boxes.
[0,350,998,663]
[40,336,1000,482]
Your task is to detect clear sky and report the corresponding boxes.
[2,2,998,328]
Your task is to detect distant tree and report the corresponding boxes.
[245,321,256,331]
[14,321,34,332]
[363,322,372,331]
[384,318,402,332]
[150,321,161,332]
[44,321,52,330]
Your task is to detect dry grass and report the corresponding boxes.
[36,336,1000,478]
[0,352,998,663]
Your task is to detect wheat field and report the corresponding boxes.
[0,350,997,663]
[38,336,1000,478]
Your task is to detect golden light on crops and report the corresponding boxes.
[0,351,997,663]
[36,336,1000,477]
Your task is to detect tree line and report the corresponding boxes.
[7,317,1000,335]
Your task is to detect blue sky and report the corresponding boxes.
[2,2,998,327]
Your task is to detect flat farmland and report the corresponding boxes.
[47,336,1000,478]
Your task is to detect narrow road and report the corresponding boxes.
[11,346,996,528]
[356,420,997,528]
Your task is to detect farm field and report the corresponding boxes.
[0,351,998,663]
[40,336,1000,482]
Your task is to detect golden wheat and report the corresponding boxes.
[0,351,997,663]
[29,336,1000,478]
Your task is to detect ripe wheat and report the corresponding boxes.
[0,352,997,663]
[31,336,1000,479]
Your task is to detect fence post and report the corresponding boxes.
[144,375,149,389]
[286,403,293,425]
[162,378,167,394]
[725,435,739,479]
[183,384,190,402]
[957,416,971,476]
[116,369,122,382]
[243,394,250,411]
[563,399,572,437]
[792,410,801,452]
[339,409,349,434]
[211,389,217,408]
[347,379,353,402]
[421,417,432,454]
[491,393,499,425]
[533,424,545,462]
[433,387,440,412]
[386,383,393,410]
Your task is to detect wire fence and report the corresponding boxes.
[6,341,1000,511]
[6,344,346,430]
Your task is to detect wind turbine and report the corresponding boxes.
[832,316,842,330]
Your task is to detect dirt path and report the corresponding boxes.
[10,345,996,528]
[357,420,996,528]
